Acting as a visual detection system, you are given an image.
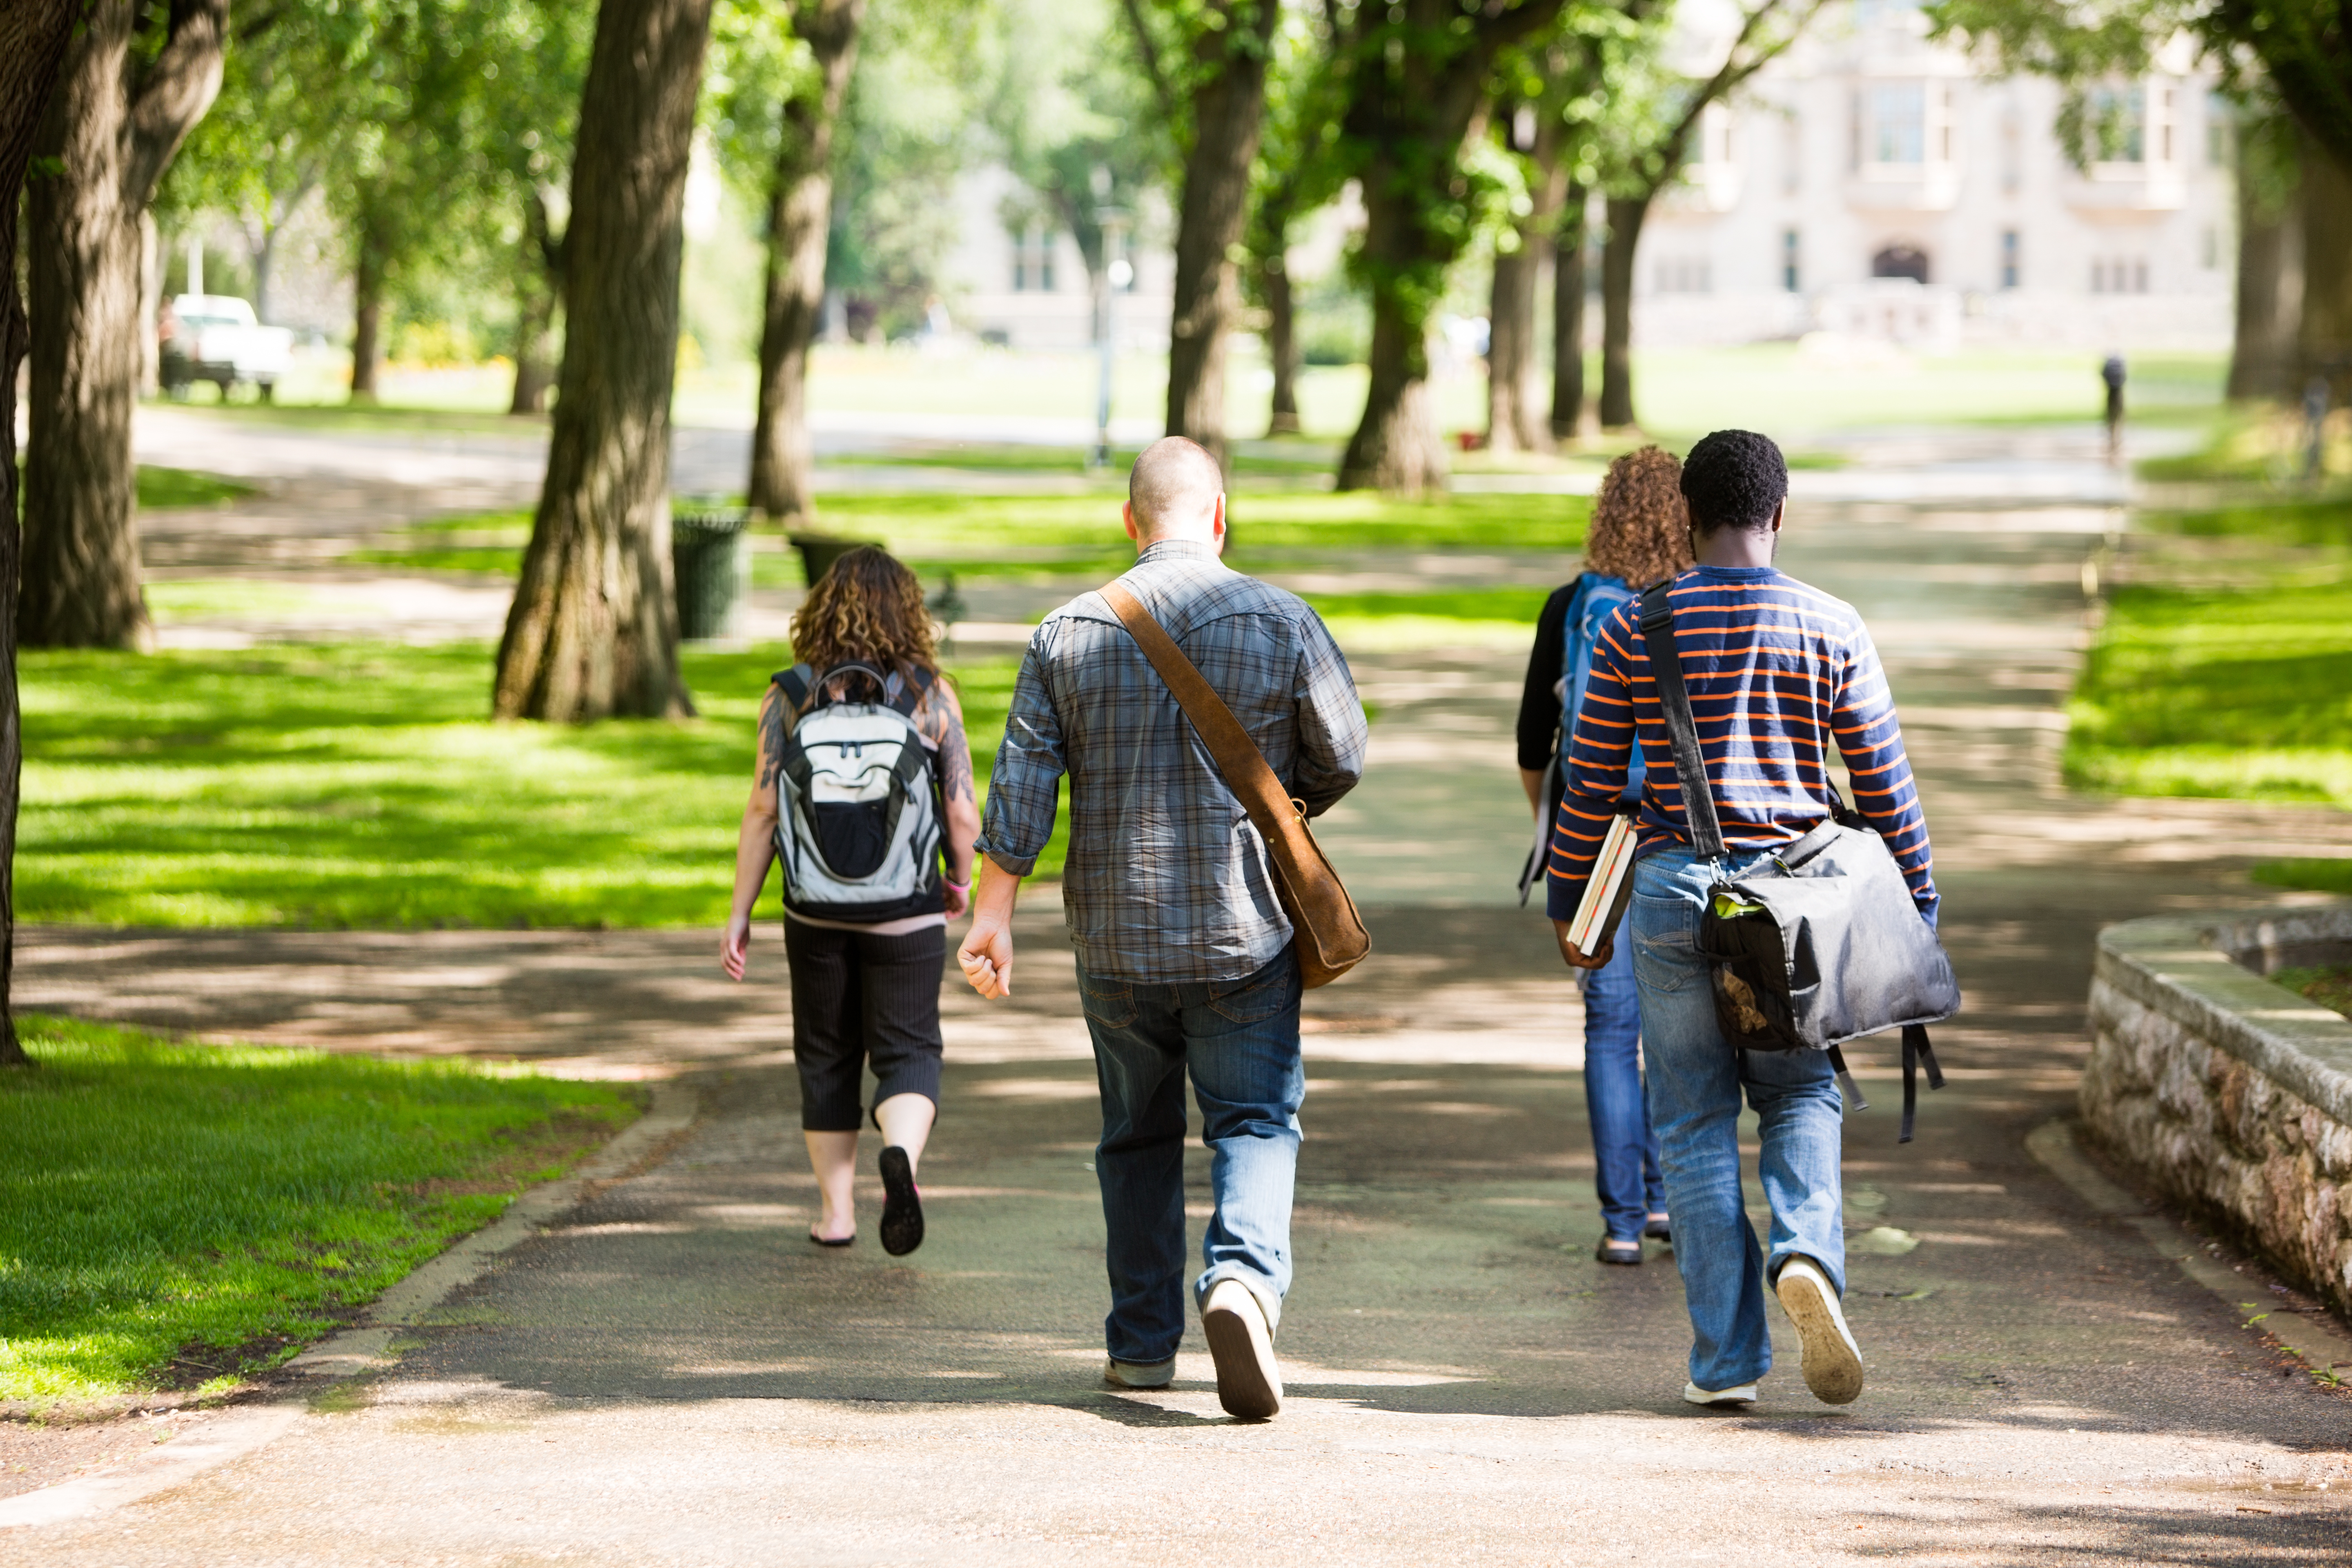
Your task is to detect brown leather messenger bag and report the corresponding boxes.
[1100,580,1370,989]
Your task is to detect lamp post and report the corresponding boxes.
[1092,204,1130,470]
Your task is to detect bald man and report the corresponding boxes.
[959,436,1367,1419]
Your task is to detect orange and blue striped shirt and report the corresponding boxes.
[1544,565,1938,925]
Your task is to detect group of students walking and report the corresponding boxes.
[723,429,1939,1420]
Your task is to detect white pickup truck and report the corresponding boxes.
[160,294,294,401]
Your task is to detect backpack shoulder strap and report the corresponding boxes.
[772,665,814,714]
[1637,582,1727,861]
[883,664,934,721]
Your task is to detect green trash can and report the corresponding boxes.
[672,509,753,641]
[788,532,882,590]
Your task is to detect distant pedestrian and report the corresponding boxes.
[957,437,1368,1420]
[1516,447,1693,1266]
[2102,354,2127,465]
[722,546,981,1256]
[1547,431,1939,1410]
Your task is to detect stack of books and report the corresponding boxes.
[1566,810,1640,953]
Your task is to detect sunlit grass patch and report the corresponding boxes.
[0,1014,633,1407]
[2064,575,2352,877]
[20,641,1059,930]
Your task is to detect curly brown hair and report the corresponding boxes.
[790,545,938,677]
[1586,446,1694,589]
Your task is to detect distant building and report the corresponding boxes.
[933,0,2233,356]
[1633,0,2232,348]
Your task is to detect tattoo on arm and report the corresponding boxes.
[931,687,977,804]
[756,688,789,791]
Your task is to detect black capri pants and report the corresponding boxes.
[784,918,947,1133]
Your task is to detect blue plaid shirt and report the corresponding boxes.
[976,539,1368,983]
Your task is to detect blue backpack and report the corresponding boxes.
[1517,572,1647,906]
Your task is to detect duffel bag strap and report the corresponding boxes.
[1637,584,1727,863]
[1825,1043,1867,1116]
[1898,1024,1947,1144]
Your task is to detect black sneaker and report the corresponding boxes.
[1643,1214,1673,1245]
[1595,1236,1643,1266]
[878,1145,924,1256]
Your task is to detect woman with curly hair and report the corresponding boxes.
[1515,446,1694,1267]
[723,546,981,1255]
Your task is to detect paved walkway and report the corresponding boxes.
[8,422,2352,1563]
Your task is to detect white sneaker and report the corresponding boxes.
[1775,1255,1864,1405]
[1200,1278,1283,1420]
[1103,1356,1175,1390]
[1684,1381,1759,1406]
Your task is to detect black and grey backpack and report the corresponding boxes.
[771,662,944,923]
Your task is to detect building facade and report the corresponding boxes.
[1635,0,2232,348]
[940,0,2232,355]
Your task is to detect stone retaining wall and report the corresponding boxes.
[2083,903,2352,1318]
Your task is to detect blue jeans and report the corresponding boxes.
[1632,848,1846,1392]
[1077,945,1304,1366]
[1581,908,1665,1241]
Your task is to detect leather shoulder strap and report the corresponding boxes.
[1637,582,1727,860]
[1099,581,1299,842]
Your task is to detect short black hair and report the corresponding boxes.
[1679,430,1787,533]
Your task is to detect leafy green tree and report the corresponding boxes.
[1592,0,1824,430]
[1241,2,1349,437]
[0,0,88,1067]
[1122,0,1283,467]
[22,0,229,652]
[980,0,1166,332]
[1929,0,2352,398]
[712,0,864,524]
[1330,0,1568,494]
[494,0,717,721]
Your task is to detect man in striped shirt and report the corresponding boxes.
[1546,430,1938,1410]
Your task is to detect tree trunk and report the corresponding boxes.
[1549,184,1588,441]
[2228,136,2301,401]
[1598,194,1648,430]
[1163,0,1281,470]
[509,188,566,415]
[2297,134,2352,398]
[1338,174,1447,494]
[493,0,714,723]
[748,0,862,524]
[1263,254,1301,436]
[138,209,160,395]
[350,227,385,401]
[1487,131,1564,455]
[21,0,227,652]
[509,284,559,414]
[0,0,86,1068]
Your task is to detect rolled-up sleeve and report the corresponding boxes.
[1287,608,1368,818]
[973,628,1067,876]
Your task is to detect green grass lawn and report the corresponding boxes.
[0,1013,635,1407]
[347,490,1593,584]
[20,640,1057,929]
[2066,571,2352,897]
[12,463,256,512]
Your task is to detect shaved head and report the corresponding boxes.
[1126,437,1224,539]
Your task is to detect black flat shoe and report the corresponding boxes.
[1644,1214,1673,1245]
[1596,1236,1643,1266]
[809,1229,854,1248]
[879,1145,924,1256]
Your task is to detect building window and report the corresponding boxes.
[2207,91,2230,166]
[1783,114,1802,194]
[1011,226,1056,292]
[1654,258,1711,294]
[2000,229,2018,290]
[2202,225,2219,269]
[1782,229,1801,292]
[1869,83,1926,164]
[2090,257,2150,294]
[2088,85,2146,163]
